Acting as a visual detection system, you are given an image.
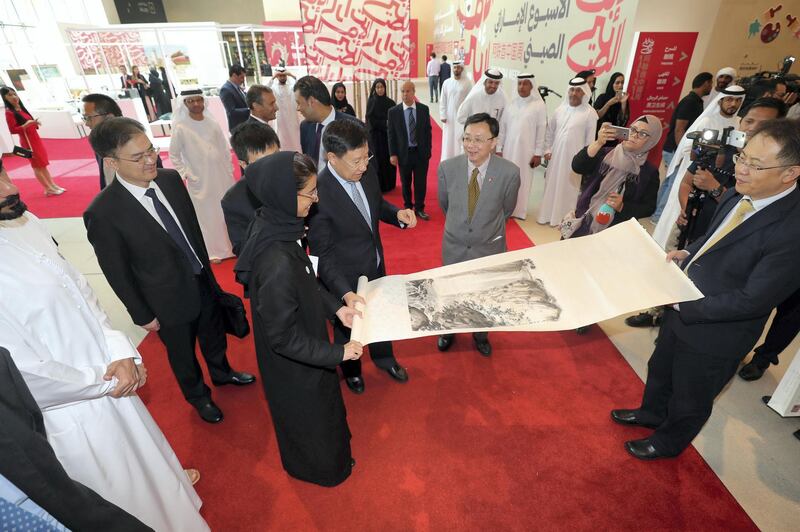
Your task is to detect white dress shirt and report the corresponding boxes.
[467,157,491,190]
[317,106,337,170]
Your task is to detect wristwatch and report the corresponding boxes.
[710,185,724,198]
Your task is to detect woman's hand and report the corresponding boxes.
[22,119,37,128]
[342,341,363,361]
[336,305,362,328]
[606,192,624,212]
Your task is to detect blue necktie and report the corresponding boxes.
[0,497,61,531]
[407,108,417,146]
[144,188,202,274]
[349,181,371,230]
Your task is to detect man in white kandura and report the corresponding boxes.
[268,66,301,152]
[0,177,209,532]
[703,66,736,109]
[439,60,473,161]
[457,68,508,127]
[497,73,547,219]
[537,77,597,226]
[169,89,235,262]
[651,85,746,248]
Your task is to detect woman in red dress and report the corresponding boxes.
[1,87,64,195]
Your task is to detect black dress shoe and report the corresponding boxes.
[625,312,661,328]
[625,439,669,460]
[437,335,454,352]
[415,210,430,221]
[738,361,768,381]
[610,409,658,429]
[212,371,256,386]
[385,364,409,383]
[575,325,591,335]
[195,401,224,423]
[345,376,365,394]
[474,338,492,357]
[350,458,356,468]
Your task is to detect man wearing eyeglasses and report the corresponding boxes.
[437,113,520,357]
[84,117,255,424]
[307,119,417,394]
[82,93,163,189]
[611,118,800,460]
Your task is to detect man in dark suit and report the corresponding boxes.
[388,81,433,220]
[612,118,800,459]
[84,118,255,423]
[223,121,280,256]
[439,55,451,90]
[307,120,417,393]
[245,84,278,125]
[219,64,250,131]
[294,75,361,171]
[0,347,151,531]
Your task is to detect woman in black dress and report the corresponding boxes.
[331,82,356,116]
[365,79,397,192]
[593,72,630,146]
[234,151,363,487]
[148,67,172,117]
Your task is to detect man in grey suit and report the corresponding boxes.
[437,113,521,356]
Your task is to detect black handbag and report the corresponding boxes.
[217,291,250,338]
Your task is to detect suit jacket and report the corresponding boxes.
[221,179,260,256]
[387,103,432,166]
[299,111,362,159]
[674,187,800,356]
[0,348,150,531]
[438,154,521,265]
[307,165,401,298]
[84,169,223,328]
[219,80,250,130]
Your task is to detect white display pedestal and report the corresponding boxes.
[34,109,83,139]
[768,347,800,417]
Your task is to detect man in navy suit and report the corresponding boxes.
[611,118,800,460]
[388,81,433,220]
[294,75,361,171]
[307,120,417,394]
[219,64,250,131]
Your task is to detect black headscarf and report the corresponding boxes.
[234,151,306,286]
[365,79,394,131]
[331,82,355,115]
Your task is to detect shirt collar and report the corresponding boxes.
[328,162,356,189]
[116,172,157,201]
[403,101,417,111]
[249,114,268,124]
[468,156,491,177]
[747,184,797,211]
[320,106,336,126]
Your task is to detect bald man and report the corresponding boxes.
[387,82,433,220]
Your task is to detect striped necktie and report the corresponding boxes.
[686,198,754,268]
[468,167,480,220]
[349,181,371,230]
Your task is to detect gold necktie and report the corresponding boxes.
[468,167,480,220]
[687,198,754,267]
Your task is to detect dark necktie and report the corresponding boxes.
[468,167,480,220]
[407,108,417,145]
[312,123,323,162]
[349,181,371,230]
[144,188,202,274]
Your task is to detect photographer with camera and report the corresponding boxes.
[676,98,787,247]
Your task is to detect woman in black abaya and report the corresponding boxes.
[235,151,363,487]
[365,79,397,192]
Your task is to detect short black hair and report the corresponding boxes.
[430,52,436,58]
[293,75,331,106]
[743,97,787,118]
[442,55,447,61]
[322,119,368,156]
[246,84,273,109]
[82,93,123,117]
[463,113,500,138]
[88,117,146,158]
[692,72,713,88]
[751,119,800,165]
[293,153,317,190]
[229,64,246,77]
[229,122,280,161]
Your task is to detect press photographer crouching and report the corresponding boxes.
[675,98,787,248]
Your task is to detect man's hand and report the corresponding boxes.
[342,341,363,361]
[104,358,143,398]
[529,155,542,168]
[390,155,399,166]
[343,291,365,309]
[691,168,720,191]
[544,152,552,161]
[142,318,160,331]
[397,209,417,228]
[336,306,362,328]
[606,192,624,212]
[666,250,690,265]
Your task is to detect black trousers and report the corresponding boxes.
[637,310,741,456]
[157,271,232,406]
[750,286,800,368]
[398,148,429,211]
[333,318,397,378]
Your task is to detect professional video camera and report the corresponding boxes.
[739,56,799,98]
[676,127,746,248]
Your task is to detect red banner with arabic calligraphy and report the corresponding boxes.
[299,0,410,81]
[68,31,146,75]
[624,31,698,166]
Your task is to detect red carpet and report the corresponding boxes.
[17,129,755,529]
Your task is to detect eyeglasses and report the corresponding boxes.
[733,153,798,171]
[82,113,107,122]
[628,126,650,139]
[297,188,319,200]
[462,136,496,146]
[342,154,374,170]
[113,146,160,164]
